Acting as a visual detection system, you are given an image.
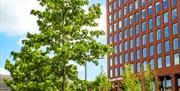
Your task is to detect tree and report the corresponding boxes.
[4,0,111,91]
[120,64,160,91]
[120,64,140,91]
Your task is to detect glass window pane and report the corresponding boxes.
[156,15,160,26]
[125,53,128,63]
[135,12,139,22]
[136,49,140,60]
[174,53,179,65]
[115,68,118,77]
[148,6,153,16]
[164,12,168,23]
[130,39,134,49]
[165,55,170,67]
[142,35,146,45]
[142,9,146,19]
[130,51,134,61]
[163,0,168,9]
[158,57,162,68]
[131,64,134,73]
[135,0,138,9]
[142,22,146,32]
[143,61,147,71]
[148,19,153,29]
[164,26,169,38]
[136,37,140,47]
[137,62,140,72]
[118,9,121,18]
[149,32,154,42]
[157,43,162,54]
[136,24,140,34]
[172,8,177,20]
[171,0,176,6]
[150,45,154,56]
[156,29,161,40]
[119,43,122,52]
[150,59,154,69]
[173,38,179,50]
[119,55,123,64]
[165,41,170,52]
[143,48,147,58]
[172,23,178,35]
[120,67,122,76]
[110,57,112,66]
[155,2,160,13]
[130,27,134,37]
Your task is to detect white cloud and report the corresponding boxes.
[0,68,10,75]
[0,0,43,36]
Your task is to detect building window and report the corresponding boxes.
[174,53,179,65]
[157,43,162,54]
[136,37,140,47]
[118,9,121,18]
[123,0,126,4]
[143,48,147,58]
[165,55,170,67]
[130,39,134,49]
[108,26,112,33]
[172,8,177,20]
[130,27,133,37]
[114,68,118,77]
[173,38,179,50]
[135,0,138,9]
[119,55,123,64]
[109,15,112,23]
[136,24,140,34]
[137,62,140,73]
[113,1,116,10]
[148,18,153,29]
[125,53,128,63]
[124,41,128,51]
[124,6,127,15]
[158,57,162,68]
[150,59,154,69]
[109,36,112,44]
[114,45,117,54]
[148,0,152,3]
[142,22,146,32]
[148,6,153,16]
[149,32,154,42]
[164,26,169,38]
[114,34,117,42]
[129,3,133,12]
[155,2,160,13]
[164,12,168,23]
[135,12,139,22]
[142,9,146,19]
[119,43,122,53]
[108,4,112,12]
[118,0,121,7]
[141,0,145,6]
[110,69,113,77]
[172,23,178,35]
[120,67,122,76]
[130,15,133,25]
[150,45,154,56]
[119,32,122,41]
[165,41,170,52]
[131,64,134,73]
[163,0,168,9]
[110,57,112,66]
[113,12,116,20]
[171,0,176,6]
[156,15,160,26]
[124,18,128,26]
[124,29,128,39]
[114,56,117,65]
[156,29,161,40]
[143,61,147,71]
[136,49,140,60]
[142,35,146,45]
[130,51,134,61]
[114,23,116,31]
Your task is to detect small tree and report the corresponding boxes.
[120,64,140,91]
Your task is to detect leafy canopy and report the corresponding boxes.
[4,0,111,91]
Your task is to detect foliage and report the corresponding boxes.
[120,64,140,91]
[4,0,111,91]
[119,64,160,91]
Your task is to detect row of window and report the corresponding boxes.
[108,0,176,13]
[112,38,179,60]
[108,8,177,30]
[109,53,180,77]
[109,23,178,44]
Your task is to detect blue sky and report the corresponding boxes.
[0,0,107,80]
